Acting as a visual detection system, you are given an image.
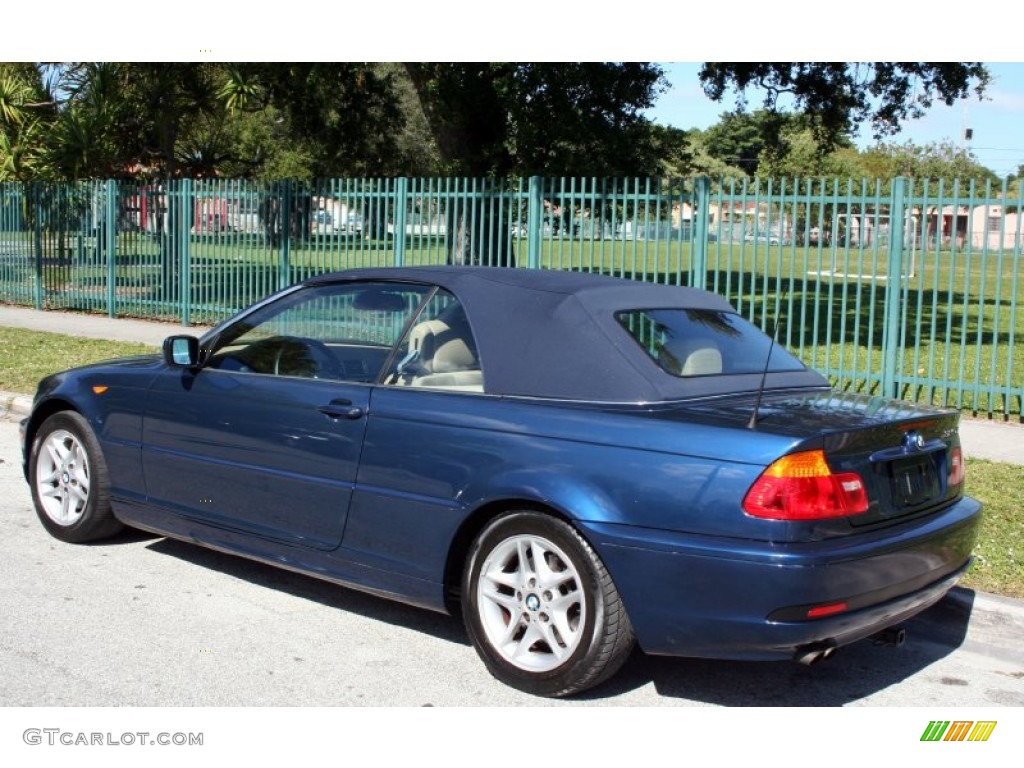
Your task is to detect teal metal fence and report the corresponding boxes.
[0,176,1021,417]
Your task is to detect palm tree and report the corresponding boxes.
[47,62,224,179]
[0,68,54,181]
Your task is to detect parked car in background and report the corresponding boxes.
[312,209,363,236]
[337,211,363,234]
[228,198,261,234]
[388,215,446,238]
[744,232,785,246]
[311,210,336,235]
[22,267,981,697]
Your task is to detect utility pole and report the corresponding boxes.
[961,101,973,148]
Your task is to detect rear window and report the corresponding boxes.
[616,309,807,378]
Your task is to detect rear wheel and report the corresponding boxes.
[462,511,634,697]
[29,411,123,543]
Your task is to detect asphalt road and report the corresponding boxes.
[2,416,1023,707]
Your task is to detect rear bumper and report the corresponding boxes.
[583,495,982,659]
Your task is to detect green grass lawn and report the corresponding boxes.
[0,324,1020,599]
[0,327,155,394]
[960,459,1024,599]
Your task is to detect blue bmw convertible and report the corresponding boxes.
[21,267,982,696]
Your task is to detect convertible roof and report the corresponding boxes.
[309,267,827,402]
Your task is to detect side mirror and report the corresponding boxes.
[163,335,200,368]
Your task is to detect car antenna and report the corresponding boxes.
[747,309,784,431]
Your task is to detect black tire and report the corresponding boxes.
[28,411,123,543]
[462,511,634,697]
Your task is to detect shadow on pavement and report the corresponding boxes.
[145,536,471,647]
[587,591,976,704]
[142,534,976,705]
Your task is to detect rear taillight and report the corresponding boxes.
[743,449,869,520]
[949,446,965,486]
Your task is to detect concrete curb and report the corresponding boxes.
[947,585,1024,621]
[0,391,32,419]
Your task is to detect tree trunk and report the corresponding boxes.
[403,64,515,267]
[444,181,515,267]
[160,181,186,303]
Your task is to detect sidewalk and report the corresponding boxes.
[0,303,212,347]
[2,303,1024,465]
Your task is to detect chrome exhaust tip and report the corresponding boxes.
[793,639,838,666]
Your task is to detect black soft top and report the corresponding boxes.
[309,266,828,402]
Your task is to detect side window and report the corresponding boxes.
[205,282,430,382]
[384,289,484,392]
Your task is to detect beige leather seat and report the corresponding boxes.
[406,319,448,359]
[658,339,722,377]
[403,318,484,391]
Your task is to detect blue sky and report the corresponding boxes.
[647,62,1024,178]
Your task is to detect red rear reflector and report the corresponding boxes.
[743,449,869,520]
[806,601,848,618]
[949,446,964,486]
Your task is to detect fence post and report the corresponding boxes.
[105,179,118,317]
[32,182,43,310]
[691,176,710,290]
[394,177,408,267]
[527,176,543,270]
[179,179,192,326]
[881,177,908,399]
[278,179,291,291]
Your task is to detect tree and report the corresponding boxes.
[41,63,224,179]
[39,63,402,181]
[699,63,990,152]
[755,127,861,180]
[856,140,999,187]
[0,63,54,180]
[401,63,666,265]
[402,63,664,177]
[218,63,408,178]
[650,124,746,179]
[698,109,808,177]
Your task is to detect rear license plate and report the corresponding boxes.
[889,456,940,508]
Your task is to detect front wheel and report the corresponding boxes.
[462,511,634,697]
[29,411,123,543]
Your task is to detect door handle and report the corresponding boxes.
[318,399,365,420]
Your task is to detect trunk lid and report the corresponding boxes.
[677,391,964,529]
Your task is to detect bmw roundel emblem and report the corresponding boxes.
[904,431,926,451]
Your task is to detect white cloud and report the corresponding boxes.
[982,87,1024,113]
